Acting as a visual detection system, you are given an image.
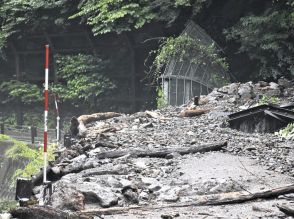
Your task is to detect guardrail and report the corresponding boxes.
[0,123,63,144]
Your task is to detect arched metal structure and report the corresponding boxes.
[161,21,229,106]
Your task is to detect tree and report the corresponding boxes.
[225,0,294,79]
[70,0,208,35]
[52,54,115,110]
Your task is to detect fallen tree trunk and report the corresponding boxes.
[70,112,122,136]
[96,141,227,159]
[11,206,92,219]
[195,184,294,205]
[32,142,226,186]
[81,184,294,216]
[179,109,210,117]
[277,205,294,217]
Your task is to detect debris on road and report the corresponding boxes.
[13,78,294,218]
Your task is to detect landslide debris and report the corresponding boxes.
[12,79,294,219]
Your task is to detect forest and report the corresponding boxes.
[0,0,293,126]
[1,1,294,218]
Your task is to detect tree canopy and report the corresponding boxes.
[225,0,294,79]
[0,0,294,120]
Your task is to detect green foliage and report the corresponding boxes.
[276,123,294,139]
[150,34,228,85]
[0,80,42,104]
[0,54,115,110]
[258,95,280,105]
[225,0,294,79]
[70,0,208,35]
[52,54,115,109]
[0,200,18,213]
[1,134,56,179]
[71,0,155,35]
[0,0,74,52]
[156,87,167,109]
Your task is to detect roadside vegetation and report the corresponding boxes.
[0,134,56,180]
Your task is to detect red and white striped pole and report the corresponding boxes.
[43,45,49,184]
[53,93,60,143]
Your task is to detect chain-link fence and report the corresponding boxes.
[161,21,230,106]
[0,123,63,145]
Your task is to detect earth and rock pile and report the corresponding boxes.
[10,79,294,219]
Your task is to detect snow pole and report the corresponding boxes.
[53,93,60,143]
[43,44,49,184]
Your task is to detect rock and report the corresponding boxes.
[159,187,180,202]
[140,122,153,129]
[238,83,253,99]
[161,213,180,219]
[119,179,133,189]
[227,83,240,95]
[245,146,257,151]
[62,154,87,174]
[165,152,181,159]
[258,81,269,87]
[139,190,149,201]
[269,82,279,90]
[218,83,239,95]
[283,87,294,97]
[51,166,61,175]
[77,183,118,208]
[122,188,139,204]
[141,177,159,186]
[133,160,147,169]
[50,185,85,211]
[148,182,162,192]
[278,78,292,88]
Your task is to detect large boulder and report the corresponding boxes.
[76,182,118,208]
[50,185,85,211]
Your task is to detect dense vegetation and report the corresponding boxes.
[0,0,293,119]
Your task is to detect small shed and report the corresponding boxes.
[228,105,294,133]
[161,21,229,106]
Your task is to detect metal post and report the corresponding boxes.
[43,45,49,184]
[53,94,60,143]
[31,126,37,144]
[0,123,4,134]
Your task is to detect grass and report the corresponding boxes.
[276,123,294,139]
[0,134,56,180]
[258,95,280,105]
[0,200,18,213]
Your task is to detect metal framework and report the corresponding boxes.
[161,21,229,106]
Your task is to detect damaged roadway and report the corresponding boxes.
[12,79,294,219]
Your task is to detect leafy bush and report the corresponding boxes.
[276,123,294,139]
[149,34,229,86]
[1,134,56,179]
[0,80,42,104]
[157,87,167,109]
[0,200,18,213]
[258,95,280,105]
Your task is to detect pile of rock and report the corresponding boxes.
[10,78,294,219]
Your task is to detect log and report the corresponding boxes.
[32,142,226,185]
[96,142,227,159]
[277,205,294,216]
[194,184,294,205]
[70,112,121,136]
[11,206,92,219]
[81,184,294,217]
[179,109,210,117]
